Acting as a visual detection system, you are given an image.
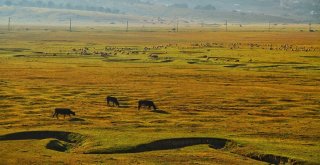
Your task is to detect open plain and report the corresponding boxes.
[0,26,319,164]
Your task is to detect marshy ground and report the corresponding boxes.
[0,26,319,164]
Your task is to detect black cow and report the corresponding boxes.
[106,96,120,107]
[52,108,75,119]
[138,100,157,110]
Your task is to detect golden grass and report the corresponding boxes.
[0,26,319,164]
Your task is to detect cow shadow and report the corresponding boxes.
[69,118,85,122]
[119,105,130,109]
[152,109,170,114]
[107,105,130,109]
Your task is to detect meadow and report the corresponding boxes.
[0,25,319,164]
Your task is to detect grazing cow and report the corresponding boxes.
[52,108,75,119]
[106,96,120,107]
[138,100,157,110]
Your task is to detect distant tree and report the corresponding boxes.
[86,6,95,11]
[3,0,121,14]
[169,3,188,9]
[111,8,120,14]
[195,4,216,11]
[58,3,64,9]
[5,0,12,6]
[18,0,30,6]
[98,7,105,12]
[65,3,73,9]
[47,1,55,8]
[35,0,45,7]
[104,8,112,13]
[73,5,85,10]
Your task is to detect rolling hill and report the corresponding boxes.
[0,0,318,26]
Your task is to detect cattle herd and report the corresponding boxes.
[52,96,157,119]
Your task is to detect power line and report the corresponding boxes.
[8,17,11,31]
[225,20,228,32]
[176,20,179,32]
[69,18,72,32]
[126,20,129,32]
[309,22,312,32]
[269,21,271,32]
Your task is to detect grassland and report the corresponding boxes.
[0,26,319,165]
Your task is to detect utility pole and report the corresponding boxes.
[69,18,72,32]
[8,17,11,32]
[268,21,271,32]
[176,20,179,32]
[225,20,228,32]
[126,20,129,32]
[309,22,312,32]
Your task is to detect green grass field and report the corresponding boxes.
[0,26,319,165]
